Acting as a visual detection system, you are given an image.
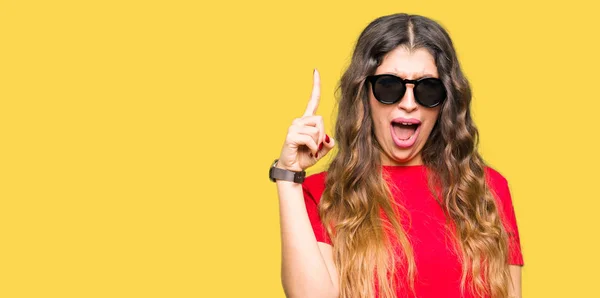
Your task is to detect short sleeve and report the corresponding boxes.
[302,173,332,245]
[486,167,524,266]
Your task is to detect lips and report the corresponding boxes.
[390,118,421,148]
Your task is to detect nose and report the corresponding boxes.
[398,84,418,112]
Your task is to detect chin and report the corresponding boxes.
[393,157,417,166]
[386,150,419,166]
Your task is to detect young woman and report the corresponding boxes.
[270,13,523,298]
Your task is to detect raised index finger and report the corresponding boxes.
[303,69,321,117]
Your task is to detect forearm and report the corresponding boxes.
[278,180,337,298]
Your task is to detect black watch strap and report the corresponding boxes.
[269,159,306,183]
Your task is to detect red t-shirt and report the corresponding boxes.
[302,165,524,298]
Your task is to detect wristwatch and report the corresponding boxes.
[269,159,306,183]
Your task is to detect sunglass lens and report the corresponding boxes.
[373,75,406,104]
[414,78,446,107]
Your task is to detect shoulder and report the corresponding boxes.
[484,166,516,217]
[484,166,508,187]
[302,171,328,203]
[484,166,511,200]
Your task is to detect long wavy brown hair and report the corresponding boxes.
[320,13,511,298]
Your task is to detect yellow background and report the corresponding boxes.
[1,0,599,297]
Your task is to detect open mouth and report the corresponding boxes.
[390,119,421,148]
[391,122,420,141]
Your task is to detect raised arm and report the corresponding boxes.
[276,70,339,298]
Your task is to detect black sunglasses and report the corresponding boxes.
[367,74,447,108]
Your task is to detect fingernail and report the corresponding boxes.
[325,134,330,143]
[318,142,323,151]
[309,153,313,157]
[315,152,318,158]
[313,68,316,74]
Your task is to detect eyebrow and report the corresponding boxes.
[379,71,438,79]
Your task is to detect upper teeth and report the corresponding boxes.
[401,122,412,125]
